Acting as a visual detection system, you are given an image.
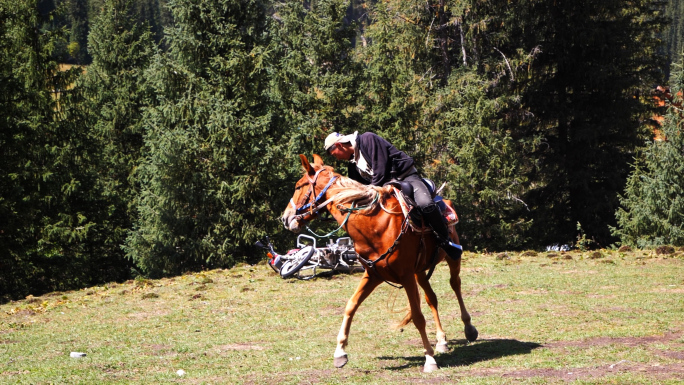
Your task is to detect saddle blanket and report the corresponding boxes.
[390,186,459,232]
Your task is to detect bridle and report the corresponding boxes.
[289,168,338,222]
[287,167,415,288]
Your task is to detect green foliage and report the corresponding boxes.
[0,0,674,297]
[1,0,74,300]
[66,0,158,282]
[125,0,290,276]
[355,0,433,156]
[0,0,132,301]
[485,0,666,247]
[80,0,155,221]
[575,222,598,251]
[663,0,684,79]
[422,68,534,250]
[37,0,172,64]
[352,0,538,249]
[270,0,362,157]
[613,56,684,247]
[66,0,89,63]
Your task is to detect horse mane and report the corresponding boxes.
[329,173,383,212]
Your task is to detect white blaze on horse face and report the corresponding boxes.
[283,176,313,233]
[281,203,305,233]
[281,209,297,232]
[280,212,290,230]
[287,217,303,233]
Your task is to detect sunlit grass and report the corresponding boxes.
[1,250,683,384]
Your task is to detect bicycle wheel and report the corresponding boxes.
[280,246,315,278]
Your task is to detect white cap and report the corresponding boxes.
[324,132,356,151]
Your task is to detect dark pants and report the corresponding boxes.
[403,172,462,259]
[402,173,433,208]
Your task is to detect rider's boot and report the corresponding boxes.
[422,203,463,260]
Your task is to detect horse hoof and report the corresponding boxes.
[423,363,439,373]
[435,343,449,353]
[465,324,479,342]
[334,355,348,368]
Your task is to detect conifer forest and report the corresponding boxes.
[2,0,684,301]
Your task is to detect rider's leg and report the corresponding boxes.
[403,174,462,260]
[422,204,462,259]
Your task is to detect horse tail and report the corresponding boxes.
[387,289,412,329]
[394,309,413,329]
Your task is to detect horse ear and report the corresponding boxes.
[312,154,324,167]
[299,154,315,176]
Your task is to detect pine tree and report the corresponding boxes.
[0,0,104,300]
[350,0,535,249]
[613,56,684,247]
[126,0,290,276]
[663,0,684,79]
[421,69,535,250]
[270,0,362,157]
[66,0,89,63]
[485,0,667,247]
[74,0,156,277]
[351,0,665,250]
[355,0,434,155]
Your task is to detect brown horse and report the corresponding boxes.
[281,154,477,372]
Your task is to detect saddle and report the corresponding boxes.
[384,178,458,232]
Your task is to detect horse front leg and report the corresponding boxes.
[416,269,449,353]
[445,255,478,342]
[403,276,439,372]
[334,270,382,368]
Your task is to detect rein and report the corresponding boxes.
[306,208,353,238]
[305,193,379,239]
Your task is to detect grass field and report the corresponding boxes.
[2,249,683,384]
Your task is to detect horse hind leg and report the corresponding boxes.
[334,271,382,368]
[446,255,478,342]
[416,270,449,353]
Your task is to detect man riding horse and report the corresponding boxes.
[324,131,462,260]
[283,151,478,372]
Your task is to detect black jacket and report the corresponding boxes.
[347,132,415,186]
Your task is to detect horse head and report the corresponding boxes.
[281,154,336,233]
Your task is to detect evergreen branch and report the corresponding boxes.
[459,19,467,66]
[425,15,436,47]
[508,192,530,211]
[394,13,421,27]
[494,47,514,81]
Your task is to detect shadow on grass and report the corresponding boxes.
[378,338,542,370]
